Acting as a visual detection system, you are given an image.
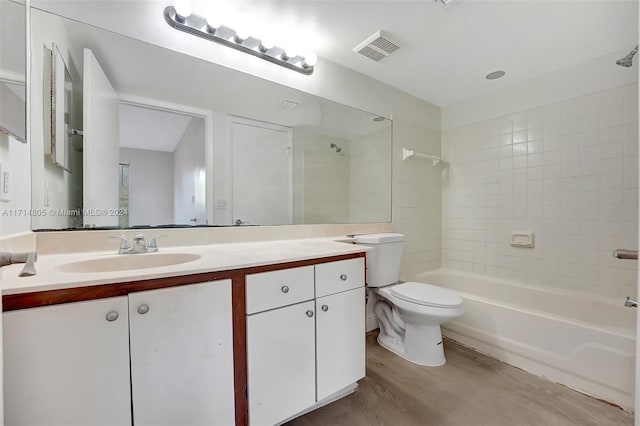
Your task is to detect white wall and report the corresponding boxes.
[442,83,638,299]
[173,117,205,225]
[30,10,82,230]
[119,148,174,226]
[0,134,30,235]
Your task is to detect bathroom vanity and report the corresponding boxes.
[1,239,367,426]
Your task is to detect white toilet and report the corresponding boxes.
[354,233,463,366]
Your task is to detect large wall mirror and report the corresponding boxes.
[30,7,392,230]
[0,0,29,237]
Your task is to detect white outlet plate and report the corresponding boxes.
[215,199,227,209]
[0,162,10,202]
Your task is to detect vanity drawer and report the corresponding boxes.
[315,258,365,297]
[246,266,315,314]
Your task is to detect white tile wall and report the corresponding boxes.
[393,118,442,280]
[442,83,638,299]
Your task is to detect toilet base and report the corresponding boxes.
[377,323,446,367]
[404,323,446,366]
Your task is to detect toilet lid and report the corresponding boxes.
[391,282,463,308]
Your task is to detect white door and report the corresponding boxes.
[128,280,235,426]
[83,48,119,227]
[231,117,292,226]
[3,297,131,425]
[247,301,316,425]
[316,287,366,401]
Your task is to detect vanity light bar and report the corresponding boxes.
[163,6,316,75]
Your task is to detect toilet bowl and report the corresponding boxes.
[374,282,463,366]
[354,233,463,366]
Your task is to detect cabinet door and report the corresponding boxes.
[4,297,131,426]
[129,280,234,426]
[247,300,316,425]
[316,287,366,401]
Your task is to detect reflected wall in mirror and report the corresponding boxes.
[0,0,30,236]
[30,8,392,230]
[0,0,26,143]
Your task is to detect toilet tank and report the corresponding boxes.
[353,233,404,287]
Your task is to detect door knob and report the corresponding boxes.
[137,304,150,315]
[105,311,119,321]
[281,285,290,293]
[306,310,314,317]
[321,305,329,312]
[340,274,347,281]
[625,297,638,308]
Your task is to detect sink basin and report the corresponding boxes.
[57,253,202,273]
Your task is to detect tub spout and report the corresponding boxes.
[624,297,637,308]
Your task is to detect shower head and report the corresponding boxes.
[616,45,638,67]
[330,143,342,153]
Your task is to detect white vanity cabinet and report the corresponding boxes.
[4,297,132,426]
[316,286,366,401]
[129,280,235,426]
[247,300,317,426]
[4,279,235,426]
[246,258,365,425]
[246,266,316,425]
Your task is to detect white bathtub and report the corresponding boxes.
[415,269,636,411]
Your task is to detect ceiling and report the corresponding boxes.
[201,0,639,107]
[119,104,194,152]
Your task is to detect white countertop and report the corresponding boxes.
[1,238,368,295]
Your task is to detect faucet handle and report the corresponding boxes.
[146,234,168,252]
[19,252,37,277]
[109,236,132,254]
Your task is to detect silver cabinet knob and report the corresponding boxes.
[340,274,347,281]
[306,310,314,317]
[105,311,119,322]
[137,304,150,315]
[321,305,329,312]
[281,285,290,293]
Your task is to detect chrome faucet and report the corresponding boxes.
[0,252,37,276]
[132,233,147,253]
[110,233,167,254]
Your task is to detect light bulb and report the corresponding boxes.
[259,36,275,52]
[234,27,251,43]
[303,52,317,67]
[206,15,222,32]
[284,47,297,59]
[174,0,192,21]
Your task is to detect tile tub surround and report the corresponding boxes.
[441,83,639,299]
[392,118,442,281]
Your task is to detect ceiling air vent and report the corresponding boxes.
[353,30,400,62]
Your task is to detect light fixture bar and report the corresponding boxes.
[163,6,314,75]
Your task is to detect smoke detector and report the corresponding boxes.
[352,30,400,62]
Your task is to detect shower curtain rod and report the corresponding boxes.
[402,147,442,166]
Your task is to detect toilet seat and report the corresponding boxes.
[391,282,463,308]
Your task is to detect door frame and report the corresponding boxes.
[227,115,294,225]
[119,93,214,225]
